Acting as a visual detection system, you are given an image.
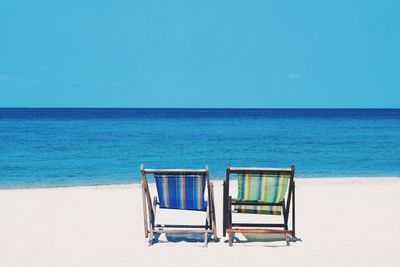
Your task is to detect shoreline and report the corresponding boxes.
[1,176,399,191]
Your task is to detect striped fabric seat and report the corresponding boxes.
[234,172,290,215]
[155,173,207,211]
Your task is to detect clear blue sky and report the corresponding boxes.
[1,0,399,108]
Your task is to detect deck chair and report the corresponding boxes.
[223,165,296,246]
[141,164,218,246]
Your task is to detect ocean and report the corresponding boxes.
[0,108,399,188]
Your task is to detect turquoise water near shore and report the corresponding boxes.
[0,108,399,188]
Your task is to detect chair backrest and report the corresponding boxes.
[236,171,291,203]
[225,166,295,215]
[154,173,207,210]
[141,167,209,211]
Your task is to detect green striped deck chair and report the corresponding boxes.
[140,165,218,247]
[223,165,296,246]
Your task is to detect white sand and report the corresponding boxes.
[1,178,400,267]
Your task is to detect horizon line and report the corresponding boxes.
[0,107,400,110]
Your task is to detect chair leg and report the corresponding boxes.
[286,233,290,246]
[206,208,211,230]
[292,181,296,237]
[228,233,233,247]
[204,232,208,247]
[223,181,226,237]
[148,231,153,246]
[210,183,218,241]
[213,227,218,242]
[142,185,149,238]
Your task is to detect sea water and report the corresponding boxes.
[0,108,399,188]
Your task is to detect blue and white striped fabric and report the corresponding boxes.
[154,173,207,210]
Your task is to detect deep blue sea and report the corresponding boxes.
[0,108,399,188]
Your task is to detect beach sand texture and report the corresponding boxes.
[1,178,399,267]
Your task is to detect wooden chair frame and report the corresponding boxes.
[223,165,296,246]
[141,164,218,246]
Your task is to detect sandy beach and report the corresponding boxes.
[1,178,399,267]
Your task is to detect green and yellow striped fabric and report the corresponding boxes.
[234,172,290,215]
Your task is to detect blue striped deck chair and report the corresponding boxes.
[140,165,217,246]
[223,165,296,246]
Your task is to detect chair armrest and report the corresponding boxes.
[153,196,158,215]
[209,181,215,203]
[228,196,232,212]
